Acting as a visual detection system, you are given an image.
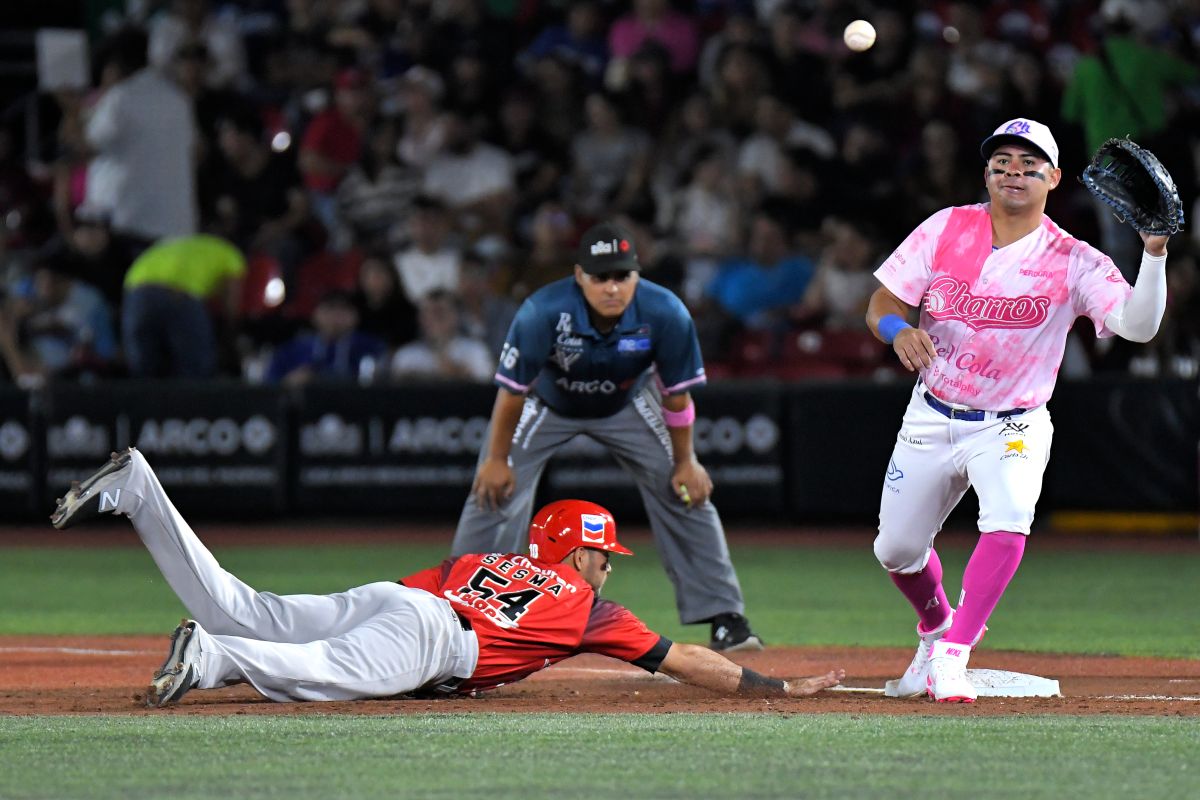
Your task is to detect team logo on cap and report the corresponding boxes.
[589,239,629,256]
[580,514,607,543]
[1004,120,1031,135]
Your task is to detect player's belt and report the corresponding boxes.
[422,612,475,696]
[923,391,1026,421]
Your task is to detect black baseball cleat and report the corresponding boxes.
[709,613,765,652]
[146,619,202,708]
[49,448,136,530]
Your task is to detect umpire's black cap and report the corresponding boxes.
[576,222,640,274]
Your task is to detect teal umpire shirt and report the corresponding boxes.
[495,277,708,419]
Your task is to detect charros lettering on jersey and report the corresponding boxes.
[924,276,1050,331]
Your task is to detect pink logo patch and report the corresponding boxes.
[1105,268,1124,283]
[925,276,1050,331]
[946,647,963,657]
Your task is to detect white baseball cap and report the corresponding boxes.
[979,118,1059,167]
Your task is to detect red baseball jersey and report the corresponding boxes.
[401,553,671,693]
[300,109,362,193]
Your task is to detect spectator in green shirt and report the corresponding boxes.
[122,234,246,378]
[1061,5,1198,276]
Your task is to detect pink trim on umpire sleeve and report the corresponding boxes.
[662,401,695,428]
[493,374,529,393]
[661,373,707,394]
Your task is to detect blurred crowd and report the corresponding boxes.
[1,0,1198,390]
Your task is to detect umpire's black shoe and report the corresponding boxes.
[709,613,765,652]
[49,448,136,530]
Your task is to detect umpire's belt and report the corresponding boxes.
[923,391,1026,422]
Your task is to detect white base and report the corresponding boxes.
[885,669,1061,698]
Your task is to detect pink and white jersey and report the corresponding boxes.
[875,203,1131,410]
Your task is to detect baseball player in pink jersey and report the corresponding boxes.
[865,118,1170,702]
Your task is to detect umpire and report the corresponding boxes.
[451,221,762,651]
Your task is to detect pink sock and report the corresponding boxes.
[944,531,1027,646]
[889,548,951,633]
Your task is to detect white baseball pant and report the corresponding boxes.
[114,450,478,701]
[874,382,1053,574]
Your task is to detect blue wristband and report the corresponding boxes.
[878,314,912,344]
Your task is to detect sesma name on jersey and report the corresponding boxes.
[446,554,577,628]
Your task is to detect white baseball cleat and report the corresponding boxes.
[892,610,955,698]
[927,639,977,703]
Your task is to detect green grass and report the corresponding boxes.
[3,535,1198,799]
[0,714,1196,800]
[2,538,1198,656]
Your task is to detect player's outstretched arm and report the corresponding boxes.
[657,642,844,698]
[866,286,937,371]
[1104,237,1169,344]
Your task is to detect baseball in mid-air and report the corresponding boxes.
[843,19,876,52]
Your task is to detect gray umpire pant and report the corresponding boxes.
[451,386,746,624]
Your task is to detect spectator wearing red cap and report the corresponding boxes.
[299,68,375,236]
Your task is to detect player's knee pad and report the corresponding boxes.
[873,534,927,574]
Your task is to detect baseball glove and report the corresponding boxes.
[1080,138,1185,236]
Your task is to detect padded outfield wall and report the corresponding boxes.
[0,377,1195,523]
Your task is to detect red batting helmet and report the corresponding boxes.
[527,499,633,563]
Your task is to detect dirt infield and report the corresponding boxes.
[2,637,1197,717]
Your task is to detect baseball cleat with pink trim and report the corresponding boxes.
[892,610,955,698]
[926,639,977,703]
